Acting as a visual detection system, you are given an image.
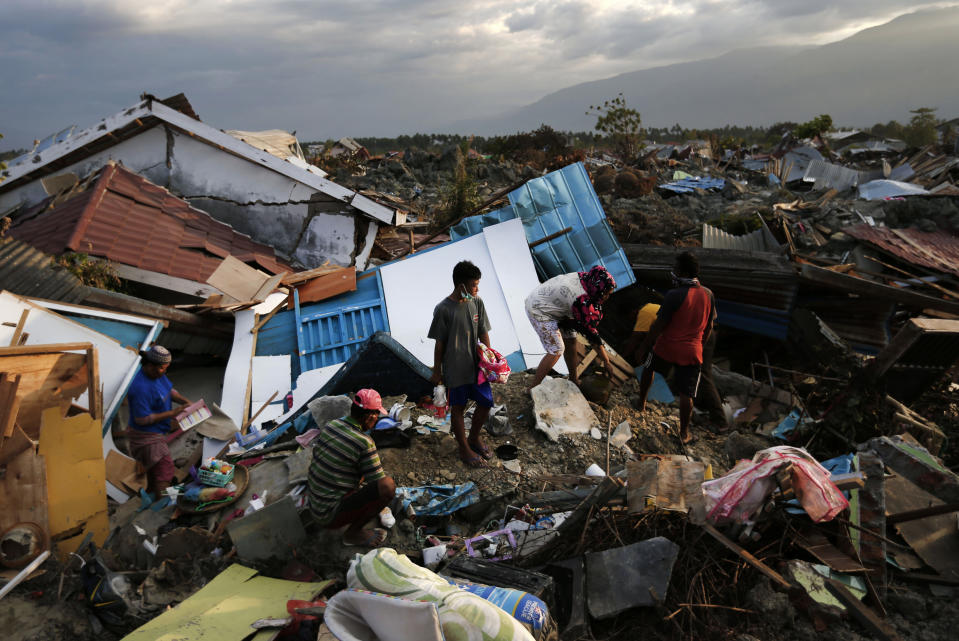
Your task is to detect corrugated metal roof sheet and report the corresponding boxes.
[659,176,725,194]
[702,223,780,252]
[802,160,862,192]
[0,238,88,303]
[625,245,797,339]
[9,164,292,283]
[857,179,930,200]
[449,162,636,292]
[845,225,959,278]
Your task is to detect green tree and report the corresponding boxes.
[586,93,643,161]
[904,107,939,147]
[793,114,833,139]
[440,143,479,228]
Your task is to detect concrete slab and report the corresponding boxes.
[585,537,680,619]
[226,495,306,561]
[531,377,600,442]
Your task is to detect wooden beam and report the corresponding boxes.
[702,523,792,590]
[800,263,959,315]
[240,391,279,432]
[81,288,233,336]
[112,263,221,298]
[529,227,573,248]
[9,310,29,347]
[824,579,902,641]
[0,342,94,356]
[86,346,101,421]
[0,373,21,439]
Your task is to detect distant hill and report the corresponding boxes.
[451,7,959,134]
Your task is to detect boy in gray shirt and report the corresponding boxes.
[428,260,493,468]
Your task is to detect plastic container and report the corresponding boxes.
[432,385,447,419]
[198,459,235,487]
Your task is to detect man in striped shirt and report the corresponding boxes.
[307,389,396,547]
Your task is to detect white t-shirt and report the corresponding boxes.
[525,272,585,322]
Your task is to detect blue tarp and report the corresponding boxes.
[634,366,675,404]
[659,176,726,194]
[396,482,479,516]
[450,163,635,292]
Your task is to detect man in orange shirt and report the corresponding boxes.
[635,252,716,444]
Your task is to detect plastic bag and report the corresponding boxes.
[478,342,511,384]
[702,446,848,524]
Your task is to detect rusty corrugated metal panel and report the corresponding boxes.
[0,238,87,303]
[8,164,293,284]
[845,225,959,278]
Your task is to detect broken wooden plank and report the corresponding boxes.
[793,530,866,573]
[702,522,792,590]
[0,373,22,439]
[293,267,357,304]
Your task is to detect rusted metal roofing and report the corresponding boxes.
[845,225,959,279]
[0,238,88,303]
[9,164,293,283]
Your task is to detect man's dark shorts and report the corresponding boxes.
[648,352,702,398]
[448,381,494,408]
[326,483,384,529]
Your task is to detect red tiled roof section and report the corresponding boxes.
[10,164,291,282]
[845,224,959,279]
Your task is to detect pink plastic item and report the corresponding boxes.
[702,446,848,524]
[477,342,511,385]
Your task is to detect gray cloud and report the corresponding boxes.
[0,0,952,148]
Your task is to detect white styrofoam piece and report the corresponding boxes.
[203,437,231,463]
[379,230,522,370]
[220,308,256,425]
[0,292,141,424]
[483,218,543,357]
[274,364,343,424]
[251,355,291,403]
[250,403,285,431]
[480,219,567,376]
[101,429,130,504]
[253,291,289,315]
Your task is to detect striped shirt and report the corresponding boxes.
[307,415,386,525]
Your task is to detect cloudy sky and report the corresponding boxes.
[0,0,953,149]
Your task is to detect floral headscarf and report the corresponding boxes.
[568,266,616,343]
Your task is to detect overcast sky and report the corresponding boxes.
[0,0,954,149]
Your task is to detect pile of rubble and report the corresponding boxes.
[1,93,958,641]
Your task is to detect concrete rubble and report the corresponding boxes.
[0,94,958,641]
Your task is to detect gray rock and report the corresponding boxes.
[308,395,352,430]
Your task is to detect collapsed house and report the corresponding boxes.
[0,93,394,268]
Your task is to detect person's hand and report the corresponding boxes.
[429,370,443,385]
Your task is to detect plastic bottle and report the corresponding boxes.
[433,384,447,419]
[379,507,396,528]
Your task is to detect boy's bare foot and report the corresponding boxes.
[343,527,387,547]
